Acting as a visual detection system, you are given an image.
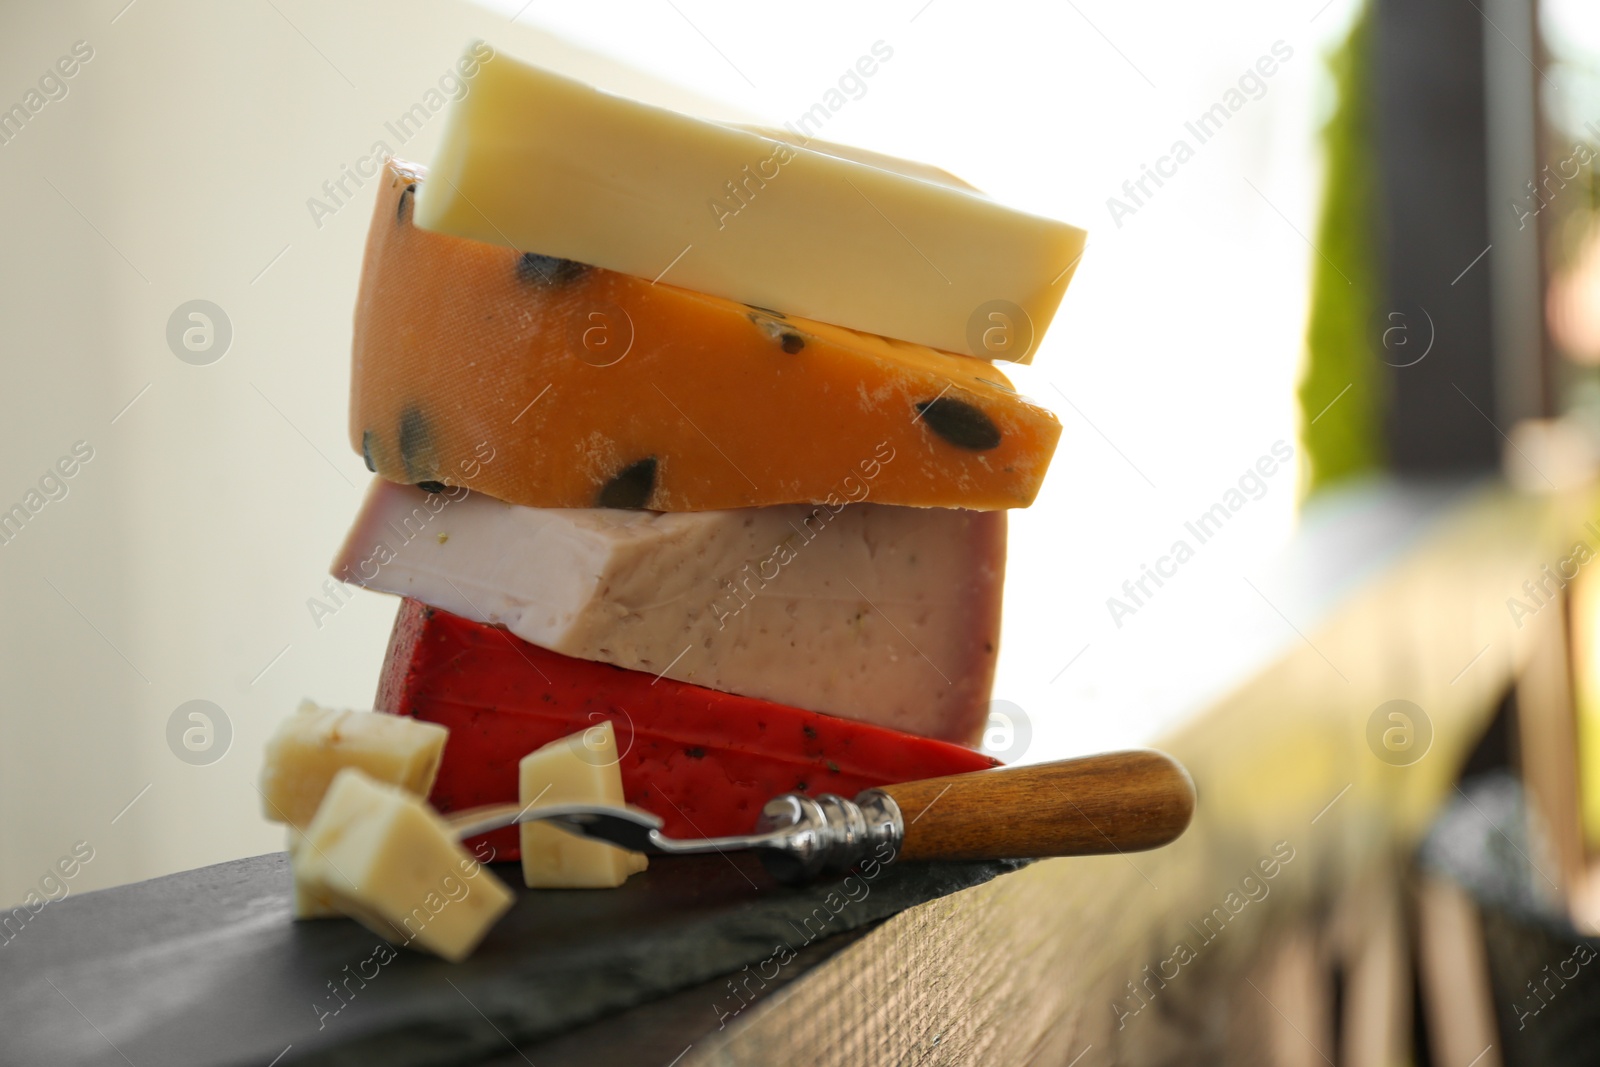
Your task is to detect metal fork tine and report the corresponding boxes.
[442,801,789,856]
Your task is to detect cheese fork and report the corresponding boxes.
[442,749,1196,885]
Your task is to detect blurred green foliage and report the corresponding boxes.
[1298,2,1386,499]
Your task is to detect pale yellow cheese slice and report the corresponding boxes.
[415,49,1085,361]
[293,768,514,961]
[259,701,447,829]
[519,722,648,889]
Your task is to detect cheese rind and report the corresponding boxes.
[376,600,1001,860]
[354,161,1061,512]
[415,51,1084,360]
[336,480,1004,741]
[259,700,448,828]
[292,768,514,962]
[518,722,648,889]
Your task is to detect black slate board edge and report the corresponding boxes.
[495,927,878,1067]
[288,856,1030,1067]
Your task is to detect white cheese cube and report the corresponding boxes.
[286,829,340,920]
[520,722,648,889]
[260,701,448,828]
[293,768,514,961]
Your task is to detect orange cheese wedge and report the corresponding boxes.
[351,160,1062,512]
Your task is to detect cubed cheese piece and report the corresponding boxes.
[519,722,648,889]
[415,50,1085,361]
[353,160,1061,512]
[293,768,514,961]
[286,829,339,920]
[259,701,448,828]
[376,600,1000,861]
[336,480,1004,741]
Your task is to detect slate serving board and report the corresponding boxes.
[1,851,1023,1067]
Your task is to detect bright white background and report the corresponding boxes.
[1546,0,1600,140]
[0,0,1364,904]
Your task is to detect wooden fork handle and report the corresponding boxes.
[874,749,1196,862]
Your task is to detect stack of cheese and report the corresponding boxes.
[262,46,1084,959]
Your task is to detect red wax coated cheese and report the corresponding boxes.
[375,599,999,860]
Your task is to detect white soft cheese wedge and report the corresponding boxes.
[414,48,1085,362]
[293,769,514,961]
[519,722,648,889]
[259,701,448,828]
[332,480,1005,743]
